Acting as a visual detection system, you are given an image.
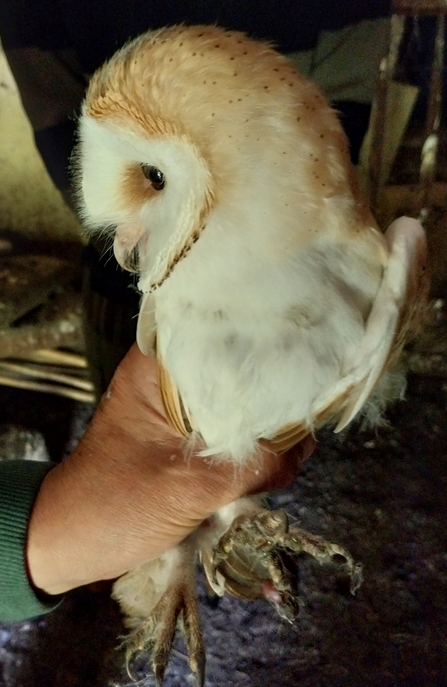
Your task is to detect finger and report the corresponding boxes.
[246,435,315,494]
[288,434,316,465]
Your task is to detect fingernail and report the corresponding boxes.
[299,435,316,463]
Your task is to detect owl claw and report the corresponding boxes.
[284,522,363,594]
[190,650,206,687]
[204,507,362,617]
[122,580,205,687]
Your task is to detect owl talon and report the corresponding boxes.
[204,507,362,618]
[211,509,289,586]
[284,523,363,594]
[122,580,205,687]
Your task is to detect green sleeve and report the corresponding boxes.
[0,460,63,621]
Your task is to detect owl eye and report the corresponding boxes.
[141,164,165,190]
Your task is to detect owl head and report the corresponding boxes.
[75,25,352,295]
[75,28,224,294]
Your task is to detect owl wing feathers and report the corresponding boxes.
[158,358,192,437]
[333,216,428,432]
[136,292,156,356]
[137,291,195,437]
[139,217,428,452]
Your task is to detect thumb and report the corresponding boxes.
[242,435,316,495]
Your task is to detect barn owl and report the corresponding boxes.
[76,25,428,686]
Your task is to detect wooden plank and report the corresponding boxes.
[393,0,447,15]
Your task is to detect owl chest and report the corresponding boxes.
[151,275,363,459]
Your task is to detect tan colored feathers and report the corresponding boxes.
[84,24,372,245]
[157,355,193,438]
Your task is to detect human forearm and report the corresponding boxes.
[26,345,313,597]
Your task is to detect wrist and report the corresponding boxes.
[26,390,184,596]
[26,423,132,596]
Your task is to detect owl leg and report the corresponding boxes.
[112,542,205,687]
[201,500,362,620]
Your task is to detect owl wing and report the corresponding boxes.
[139,217,428,452]
[137,291,197,437]
[330,216,428,432]
[267,217,428,450]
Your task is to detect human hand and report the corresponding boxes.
[26,344,314,596]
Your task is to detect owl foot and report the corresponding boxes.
[203,508,362,620]
[121,580,205,687]
[113,546,205,686]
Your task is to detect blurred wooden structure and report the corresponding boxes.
[365,0,447,225]
[0,248,94,402]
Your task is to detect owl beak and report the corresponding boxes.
[113,224,146,272]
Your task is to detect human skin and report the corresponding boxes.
[26,344,314,596]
